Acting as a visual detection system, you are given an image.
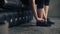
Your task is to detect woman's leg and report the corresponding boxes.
[37,0,45,22]
[43,0,50,21]
[44,6,49,21]
[43,0,54,24]
[37,7,51,26]
[37,8,45,21]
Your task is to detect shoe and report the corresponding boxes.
[36,21,51,27]
[47,18,54,24]
[44,21,52,26]
[36,21,44,26]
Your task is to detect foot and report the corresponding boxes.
[44,18,54,24]
[44,21,52,26]
[47,18,54,24]
[36,21,51,27]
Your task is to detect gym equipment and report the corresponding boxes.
[3,0,23,9]
[0,0,33,27]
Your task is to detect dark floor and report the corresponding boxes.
[9,18,60,34]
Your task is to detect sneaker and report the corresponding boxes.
[36,21,44,26]
[36,21,51,27]
[47,18,54,24]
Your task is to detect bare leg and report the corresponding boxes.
[37,8,45,21]
[44,6,49,21]
[43,6,54,24]
[31,0,44,21]
[37,6,49,22]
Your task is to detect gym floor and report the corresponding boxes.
[9,18,60,34]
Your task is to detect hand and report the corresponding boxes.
[37,18,44,22]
